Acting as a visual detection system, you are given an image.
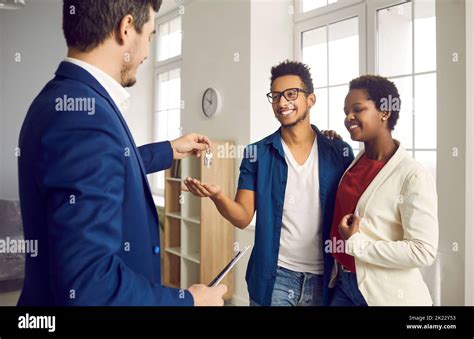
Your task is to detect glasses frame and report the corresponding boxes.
[266,88,309,104]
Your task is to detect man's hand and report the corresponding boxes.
[338,214,360,240]
[170,133,211,160]
[321,129,343,140]
[182,177,222,199]
[188,284,227,306]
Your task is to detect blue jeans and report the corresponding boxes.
[250,266,323,306]
[329,271,368,306]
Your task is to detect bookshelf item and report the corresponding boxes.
[162,140,235,299]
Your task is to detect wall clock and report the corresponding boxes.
[202,88,222,118]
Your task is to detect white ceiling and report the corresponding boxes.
[157,0,180,17]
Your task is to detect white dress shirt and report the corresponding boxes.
[64,57,131,114]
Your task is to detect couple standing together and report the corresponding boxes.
[183,61,439,307]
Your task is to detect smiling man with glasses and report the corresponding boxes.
[183,60,354,306]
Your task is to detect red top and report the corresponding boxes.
[330,153,387,272]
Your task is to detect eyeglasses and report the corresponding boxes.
[266,88,309,104]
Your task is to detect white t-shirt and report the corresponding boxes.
[278,136,324,274]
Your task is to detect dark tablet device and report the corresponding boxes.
[208,245,251,287]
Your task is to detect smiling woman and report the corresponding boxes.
[328,74,438,306]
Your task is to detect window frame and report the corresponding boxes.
[294,0,364,23]
[367,0,438,157]
[294,0,437,164]
[294,2,367,150]
[152,12,183,199]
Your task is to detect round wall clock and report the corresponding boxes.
[202,88,222,118]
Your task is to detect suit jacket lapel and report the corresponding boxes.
[55,62,158,221]
[55,62,149,179]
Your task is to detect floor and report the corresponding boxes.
[0,289,21,306]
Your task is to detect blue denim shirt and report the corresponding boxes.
[238,126,354,306]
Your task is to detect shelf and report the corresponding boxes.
[165,248,200,265]
[182,252,201,264]
[165,212,200,224]
[163,141,235,299]
[165,212,182,220]
[182,216,200,224]
[166,247,182,257]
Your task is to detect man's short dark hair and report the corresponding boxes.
[349,75,401,131]
[63,0,162,52]
[270,60,314,94]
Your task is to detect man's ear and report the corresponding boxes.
[308,93,316,108]
[117,14,135,45]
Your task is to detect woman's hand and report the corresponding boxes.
[338,213,361,240]
[182,177,222,199]
[321,129,343,140]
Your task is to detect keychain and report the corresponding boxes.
[204,148,213,168]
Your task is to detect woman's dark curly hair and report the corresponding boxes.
[349,75,401,130]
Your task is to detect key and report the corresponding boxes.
[204,149,213,168]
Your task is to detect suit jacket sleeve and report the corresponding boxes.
[41,109,193,306]
[138,142,174,174]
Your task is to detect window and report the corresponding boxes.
[302,0,339,12]
[298,4,365,153]
[153,14,183,200]
[296,0,437,179]
[156,15,182,62]
[376,0,437,179]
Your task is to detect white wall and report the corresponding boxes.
[177,0,293,305]
[180,0,252,305]
[436,0,467,305]
[0,0,66,200]
[125,58,154,146]
[0,0,153,200]
[465,0,474,306]
[250,0,293,142]
[229,0,293,306]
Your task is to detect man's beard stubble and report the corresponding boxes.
[280,108,309,129]
[121,62,136,88]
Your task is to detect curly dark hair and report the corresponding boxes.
[270,60,314,94]
[349,75,401,131]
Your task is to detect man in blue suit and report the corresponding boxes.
[17,0,226,306]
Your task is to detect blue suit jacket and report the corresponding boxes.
[17,62,193,306]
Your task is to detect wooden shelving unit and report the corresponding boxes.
[162,140,235,299]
